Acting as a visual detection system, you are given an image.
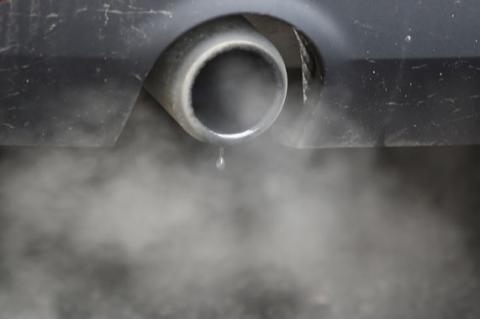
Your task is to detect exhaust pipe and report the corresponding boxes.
[144,17,288,145]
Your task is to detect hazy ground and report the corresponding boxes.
[0,92,479,319]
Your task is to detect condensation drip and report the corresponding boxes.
[216,147,226,171]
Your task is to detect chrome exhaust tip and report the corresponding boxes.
[144,17,288,145]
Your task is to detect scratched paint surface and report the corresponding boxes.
[0,0,173,146]
[1,0,480,147]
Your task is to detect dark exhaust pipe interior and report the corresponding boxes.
[144,17,288,145]
[192,50,280,134]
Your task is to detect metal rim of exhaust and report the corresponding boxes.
[144,17,289,145]
[181,41,288,145]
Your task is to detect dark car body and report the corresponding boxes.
[1,0,480,147]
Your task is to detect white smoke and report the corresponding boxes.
[0,92,478,319]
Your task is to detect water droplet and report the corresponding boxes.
[405,35,412,43]
[216,147,226,171]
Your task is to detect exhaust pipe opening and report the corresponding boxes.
[144,16,288,145]
[191,49,283,135]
